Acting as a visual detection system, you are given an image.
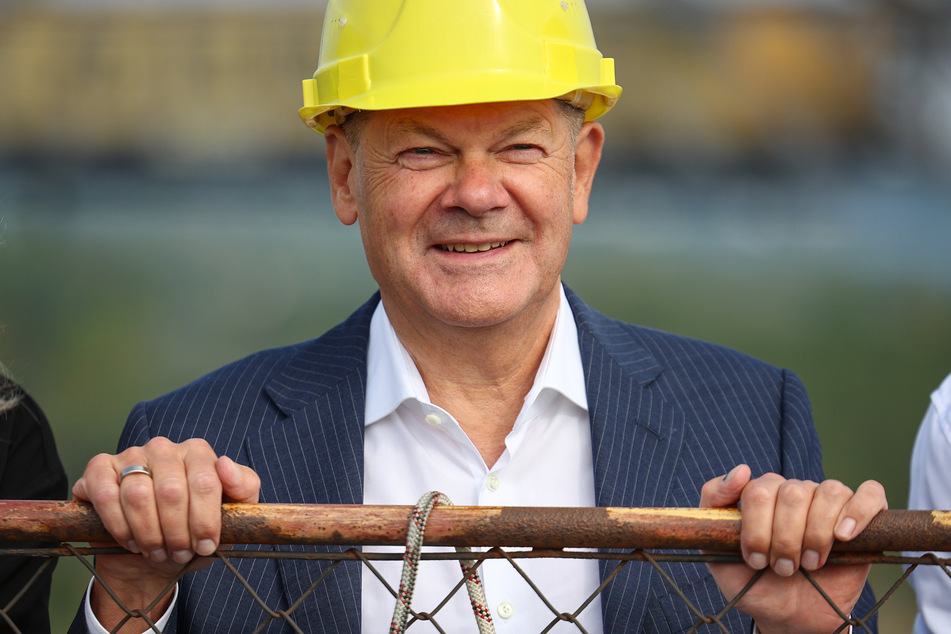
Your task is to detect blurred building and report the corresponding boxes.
[1,0,950,171]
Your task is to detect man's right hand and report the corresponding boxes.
[72,437,261,632]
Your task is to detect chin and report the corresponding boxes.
[432,305,515,329]
[426,289,546,330]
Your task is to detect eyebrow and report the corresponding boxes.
[499,115,551,139]
[393,121,450,144]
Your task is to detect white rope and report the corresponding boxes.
[389,491,496,634]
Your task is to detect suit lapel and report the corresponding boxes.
[244,295,379,633]
[567,289,687,633]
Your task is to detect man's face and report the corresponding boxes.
[325,100,603,333]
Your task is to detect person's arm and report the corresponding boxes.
[0,384,69,633]
[71,436,260,633]
[701,464,885,634]
[907,375,951,634]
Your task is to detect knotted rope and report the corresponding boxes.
[389,491,496,634]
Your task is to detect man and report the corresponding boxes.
[70,1,888,632]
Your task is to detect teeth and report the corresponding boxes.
[441,241,507,253]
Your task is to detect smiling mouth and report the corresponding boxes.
[438,241,509,253]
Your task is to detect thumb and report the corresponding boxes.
[699,464,751,509]
[72,478,89,502]
[217,456,261,504]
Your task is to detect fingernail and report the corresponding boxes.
[172,550,193,564]
[126,540,140,554]
[748,552,768,570]
[836,517,857,540]
[722,466,740,482]
[197,539,217,556]
[774,558,795,577]
[149,549,168,563]
[801,549,820,570]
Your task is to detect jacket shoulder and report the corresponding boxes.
[567,287,788,383]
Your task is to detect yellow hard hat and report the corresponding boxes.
[299,0,622,134]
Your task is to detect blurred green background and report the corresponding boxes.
[3,0,951,630]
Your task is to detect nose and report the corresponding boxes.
[439,153,511,216]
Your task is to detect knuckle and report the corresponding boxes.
[860,479,887,499]
[820,479,850,495]
[122,481,155,509]
[742,480,775,505]
[190,471,223,497]
[154,477,189,507]
[144,436,174,452]
[163,529,192,550]
[87,453,114,470]
[771,534,801,553]
[182,437,215,454]
[97,486,122,508]
[777,481,814,506]
[190,516,219,538]
[135,534,164,553]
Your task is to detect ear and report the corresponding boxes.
[571,121,604,225]
[325,125,359,226]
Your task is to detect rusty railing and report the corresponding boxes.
[1,501,949,633]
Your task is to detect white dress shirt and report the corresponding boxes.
[362,288,603,632]
[908,372,951,634]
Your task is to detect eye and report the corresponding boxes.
[398,146,450,169]
[503,143,545,162]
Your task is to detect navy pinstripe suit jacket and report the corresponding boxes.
[72,287,876,633]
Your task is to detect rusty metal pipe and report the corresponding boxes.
[0,501,948,552]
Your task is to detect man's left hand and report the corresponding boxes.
[700,465,887,634]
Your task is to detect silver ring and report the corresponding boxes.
[119,465,152,481]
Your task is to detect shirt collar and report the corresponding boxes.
[364,286,588,426]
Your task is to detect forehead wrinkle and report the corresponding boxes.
[389,112,554,145]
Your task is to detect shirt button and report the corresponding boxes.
[497,601,514,619]
[424,414,442,426]
[486,473,500,491]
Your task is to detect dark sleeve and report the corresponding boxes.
[0,383,69,634]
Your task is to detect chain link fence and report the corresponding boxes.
[1,500,949,633]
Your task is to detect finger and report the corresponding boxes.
[800,479,853,570]
[118,448,165,562]
[181,439,226,557]
[76,453,135,550]
[699,464,751,509]
[146,437,203,565]
[217,456,261,505]
[768,479,819,576]
[834,479,889,542]
[738,473,785,571]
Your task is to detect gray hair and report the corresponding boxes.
[0,367,22,415]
